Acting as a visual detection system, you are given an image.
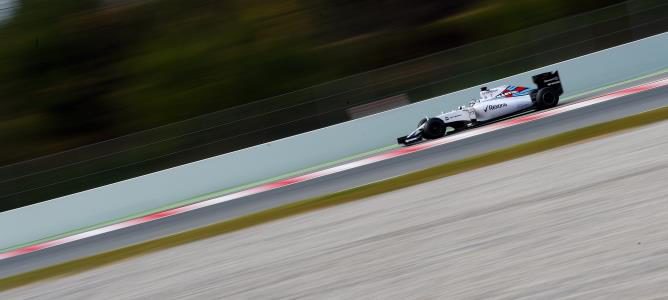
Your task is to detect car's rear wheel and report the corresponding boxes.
[535,87,559,109]
[422,118,446,139]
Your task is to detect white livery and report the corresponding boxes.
[398,71,563,145]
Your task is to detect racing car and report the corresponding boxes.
[397,71,563,145]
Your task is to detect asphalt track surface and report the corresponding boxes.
[5,116,668,299]
[1,78,668,280]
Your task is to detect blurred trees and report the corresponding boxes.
[0,0,625,165]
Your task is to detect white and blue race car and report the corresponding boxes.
[397,71,563,145]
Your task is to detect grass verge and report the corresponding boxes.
[2,106,668,291]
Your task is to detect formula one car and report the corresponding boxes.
[397,71,563,145]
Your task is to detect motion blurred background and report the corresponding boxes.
[1,0,667,211]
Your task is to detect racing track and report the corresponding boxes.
[2,76,668,279]
[5,107,668,299]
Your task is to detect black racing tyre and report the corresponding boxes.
[417,117,428,127]
[422,118,446,139]
[535,87,559,109]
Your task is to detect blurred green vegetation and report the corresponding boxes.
[0,0,624,165]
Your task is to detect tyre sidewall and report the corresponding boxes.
[422,118,446,139]
[536,88,558,109]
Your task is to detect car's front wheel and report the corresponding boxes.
[417,117,428,128]
[422,118,447,139]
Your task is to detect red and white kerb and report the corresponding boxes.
[2,77,668,261]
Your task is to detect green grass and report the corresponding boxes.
[2,106,668,291]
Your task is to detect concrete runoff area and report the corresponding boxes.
[4,120,668,299]
[3,82,668,281]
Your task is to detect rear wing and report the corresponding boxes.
[532,71,563,96]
